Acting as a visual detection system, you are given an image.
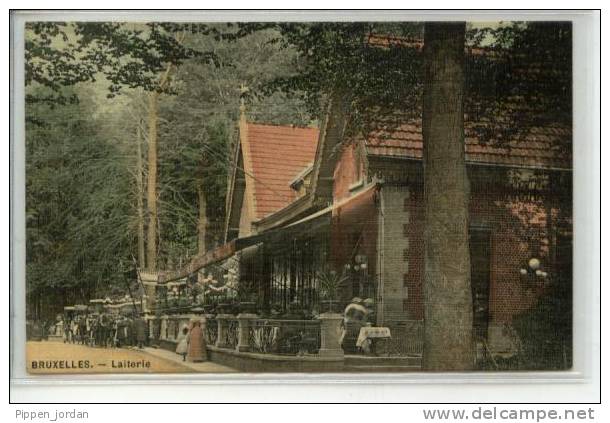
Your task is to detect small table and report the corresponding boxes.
[356,326,392,355]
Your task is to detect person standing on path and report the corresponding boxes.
[175,325,189,361]
[78,318,87,345]
[115,317,126,348]
[63,318,71,343]
[125,317,134,347]
[134,315,148,349]
[187,320,206,363]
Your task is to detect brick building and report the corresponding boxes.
[213,96,573,358]
[158,98,571,360]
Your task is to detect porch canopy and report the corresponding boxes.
[237,181,380,252]
[159,214,333,284]
[158,183,379,284]
[158,237,258,283]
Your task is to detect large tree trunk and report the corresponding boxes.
[136,120,146,269]
[422,22,474,370]
[145,65,173,271]
[146,91,159,271]
[196,184,208,285]
[197,184,207,255]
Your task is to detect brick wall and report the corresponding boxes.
[346,155,570,355]
[472,188,552,324]
[403,182,555,323]
[400,177,567,354]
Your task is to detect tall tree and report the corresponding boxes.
[153,26,311,267]
[196,184,207,254]
[421,22,473,370]
[26,22,217,272]
[135,120,146,268]
[26,85,135,316]
[145,64,174,271]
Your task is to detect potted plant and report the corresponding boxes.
[282,302,305,319]
[217,296,237,315]
[178,293,189,307]
[237,294,258,314]
[216,302,230,314]
[318,268,348,314]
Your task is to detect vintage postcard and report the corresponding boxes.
[21,17,573,374]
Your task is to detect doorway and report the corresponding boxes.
[470,228,491,342]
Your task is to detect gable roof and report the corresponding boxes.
[228,114,571,237]
[242,123,319,219]
[364,120,572,170]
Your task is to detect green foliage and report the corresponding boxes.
[24,21,572,327]
[25,23,97,108]
[25,22,219,106]
[25,23,316,309]
[155,120,230,265]
[234,22,572,143]
[150,26,312,267]
[262,22,424,131]
[75,23,219,96]
[26,85,135,311]
[509,283,572,370]
[317,268,348,302]
[466,22,572,146]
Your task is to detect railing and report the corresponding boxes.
[158,315,196,342]
[150,319,161,344]
[152,313,333,357]
[171,319,180,340]
[224,319,239,349]
[248,319,320,355]
[205,317,218,346]
[384,320,424,356]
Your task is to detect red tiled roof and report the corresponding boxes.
[364,121,572,169]
[243,119,570,221]
[244,123,319,219]
[366,33,491,56]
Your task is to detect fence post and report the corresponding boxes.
[236,313,257,352]
[200,317,207,347]
[145,316,155,345]
[215,314,230,348]
[317,312,344,358]
[160,315,168,341]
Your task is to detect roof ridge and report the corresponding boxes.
[246,121,318,131]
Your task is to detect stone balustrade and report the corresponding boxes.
[211,313,341,357]
[149,312,344,360]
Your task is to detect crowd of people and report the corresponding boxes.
[60,314,148,349]
[30,311,208,363]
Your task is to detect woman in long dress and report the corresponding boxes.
[187,320,207,362]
